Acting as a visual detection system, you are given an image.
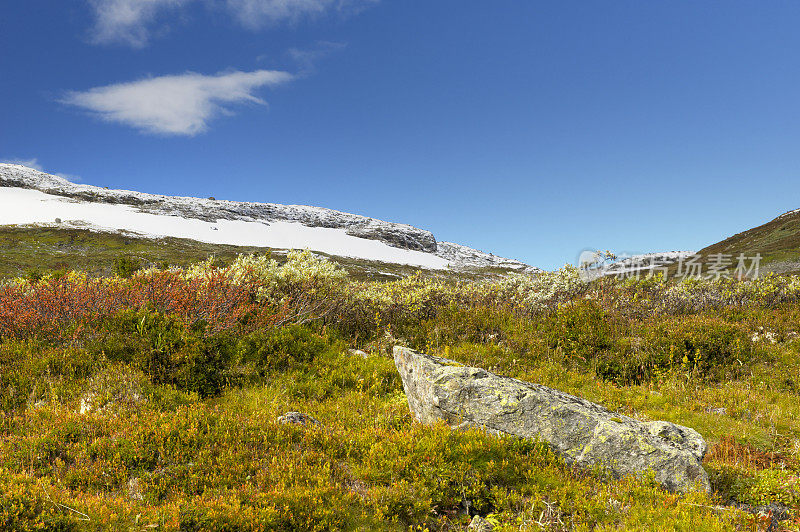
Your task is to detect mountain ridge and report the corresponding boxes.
[692,207,800,275]
[0,164,538,274]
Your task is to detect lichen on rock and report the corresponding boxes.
[393,346,710,493]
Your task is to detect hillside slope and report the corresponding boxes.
[695,209,800,275]
[0,164,537,276]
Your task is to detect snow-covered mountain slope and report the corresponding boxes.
[578,250,695,280]
[0,164,537,272]
[603,251,696,275]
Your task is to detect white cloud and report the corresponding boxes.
[226,0,332,29]
[61,69,294,136]
[87,0,378,46]
[1,158,43,171]
[88,0,193,47]
[226,0,378,29]
[287,41,346,74]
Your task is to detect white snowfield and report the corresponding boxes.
[0,164,535,272]
[0,187,452,269]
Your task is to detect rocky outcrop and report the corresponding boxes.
[435,241,541,274]
[393,347,710,493]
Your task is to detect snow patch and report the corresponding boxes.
[595,251,696,276]
[0,187,449,269]
[0,163,535,272]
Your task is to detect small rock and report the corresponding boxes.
[751,330,778,344]
[704,406,728,415]
[348,348,370,359]
[277,412,320,426]
[468,515,494,531]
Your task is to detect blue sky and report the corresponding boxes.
[2,1,800,269]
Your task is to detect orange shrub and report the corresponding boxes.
[0,271,287,341]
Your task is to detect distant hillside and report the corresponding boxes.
[581,209,800,280]
[0,164,539,277]
[695,209,800,275]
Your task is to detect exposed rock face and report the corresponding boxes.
[435,241,542,274]
[393,347,710,493]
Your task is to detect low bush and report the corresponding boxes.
[237,323,328,375]
[113,255,140,278]
[538,300,614,363]
[0,470,77,531]
[595,316,756,385]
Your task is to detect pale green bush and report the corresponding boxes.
[476,265,584,312]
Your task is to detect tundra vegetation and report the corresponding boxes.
[1,250,799,530]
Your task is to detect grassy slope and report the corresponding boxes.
[694,210,800,274]
[0,225,513,282]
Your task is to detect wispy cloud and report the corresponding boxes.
[88,0,193,47]
[87,0,378,47]
[1,158,43,171]
[60,69,294,136]
[226,0,343,29]
[287,41,346,74]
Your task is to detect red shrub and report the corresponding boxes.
[0,271,287,340]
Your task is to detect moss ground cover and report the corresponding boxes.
[1,252,799,530]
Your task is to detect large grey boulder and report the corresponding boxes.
[394,346,709,493]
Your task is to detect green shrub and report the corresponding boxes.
[660,318,753,370]
[0,470,78,531]
[595,316,756,385]
[24,268,45,283]
[92,309,234,397]
[236,324,327,374]
[539,301,614,363]
[113,255,141,278]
